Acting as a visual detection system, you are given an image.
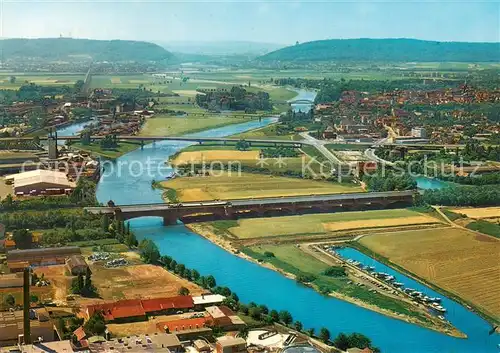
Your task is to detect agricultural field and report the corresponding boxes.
[86,263,203,302]
[140,115,251,136]
[171,150,260,166]
[220,208,439,239]
[451,207,500,219]
[0,73,83,89]
[160,171,362,202]
[359,228,500,320]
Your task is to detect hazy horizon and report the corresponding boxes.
[1,1,498,44]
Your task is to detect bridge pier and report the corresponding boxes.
[163,215,178,226]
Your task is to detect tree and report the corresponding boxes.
[3,293,15,307]
[205,275,216,289]
[138,239,160,264]
[278,310,293,325]
[319,327,331,343]
[12,228,33,249]
[248,307,262,320]
[332,333,350,351]
[125,232,138,248]
[306,328,315,337]
[238,326,249,339]
[101,215,110,233]
[236,140,251,151]
[84,312,106,336]
[178,287,190,296]
[294,321,303,332]
[191,269,200,281]
[258,304,269,315]
[269,310,279,322]
[9,76,16,84]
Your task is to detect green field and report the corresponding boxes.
[231,124,296,140]
[140,115,252,136]
[216,208,433,239]
[70,141,142,159]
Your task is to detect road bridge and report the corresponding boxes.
[289,99,315,104]
[85,190,414,226]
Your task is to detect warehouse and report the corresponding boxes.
[5,169,76,196]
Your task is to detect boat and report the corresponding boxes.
[393,282,404,287]
[431,303,447,313]
[438,315,446,320]
[429,297,442,303]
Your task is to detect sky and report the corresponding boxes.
[0,0,499,44]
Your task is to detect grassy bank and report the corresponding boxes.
[70,141,142,159]
[242,244,439,327]
[140,115,251,136]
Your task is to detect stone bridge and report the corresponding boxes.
[85,191,415,226]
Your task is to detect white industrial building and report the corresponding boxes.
[5,169,76,196]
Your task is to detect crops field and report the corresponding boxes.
[222,208,433,239]
[171,150,260,166]
[359,228,500,319]
[451,207,500,219]
[161,171,362,202]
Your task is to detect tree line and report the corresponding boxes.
[136,240,379,352]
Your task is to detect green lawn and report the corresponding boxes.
[231,124,297,140]
[140,115,251,136]
[70,141,142,159]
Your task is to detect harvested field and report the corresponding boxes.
[219,209,434,239]
[359,228,500,319]
[451,207,500,219]
[110,77,122,84]
[89,263,203,301]
[161,172,362,202]
[172,89,202,96]
[323,215,440,232]
[171,150,260,166]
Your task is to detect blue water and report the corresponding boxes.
[55,119,95,145]
[415,176,449,190]
[57,110,498,353]
[289,89,317,113]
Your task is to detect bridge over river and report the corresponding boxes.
[85,190,414,225]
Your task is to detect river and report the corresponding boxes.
[58,95,497,352]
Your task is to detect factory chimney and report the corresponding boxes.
[23,268,31,344]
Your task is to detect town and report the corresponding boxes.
[0,5,499,353]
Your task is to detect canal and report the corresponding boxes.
[58,92,497,352]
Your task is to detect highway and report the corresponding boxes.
[299,132,344,167]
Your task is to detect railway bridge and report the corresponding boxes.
[85,190,415,226]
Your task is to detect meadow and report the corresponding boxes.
[160,171,362,202]
[139,115,251,136]
[359,228,500,320]
[221,208,438,239]
[70,141,142,159]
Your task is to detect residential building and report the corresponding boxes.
[411,127,428,138]
[216,336,247,353]
[66,255,90,276]
[0,273,23,289]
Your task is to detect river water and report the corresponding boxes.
[57,95,497,352]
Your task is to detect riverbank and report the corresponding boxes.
[185,223,466,339]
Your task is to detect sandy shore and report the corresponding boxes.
[186,223,466,339]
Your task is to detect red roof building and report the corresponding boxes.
[82,296,195,323]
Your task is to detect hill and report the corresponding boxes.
[158,40,283,56]
[258,38,500,62]
[0,38,173,62]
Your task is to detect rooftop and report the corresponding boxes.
[216,336,246,347]
[5,169,76,189]
[192,294,226,305]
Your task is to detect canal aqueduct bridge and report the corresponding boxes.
[85,191,415,226]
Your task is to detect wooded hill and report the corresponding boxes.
[258,38,500,62]
[0,38,173,62]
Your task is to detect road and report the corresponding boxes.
[299,132,344,167]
